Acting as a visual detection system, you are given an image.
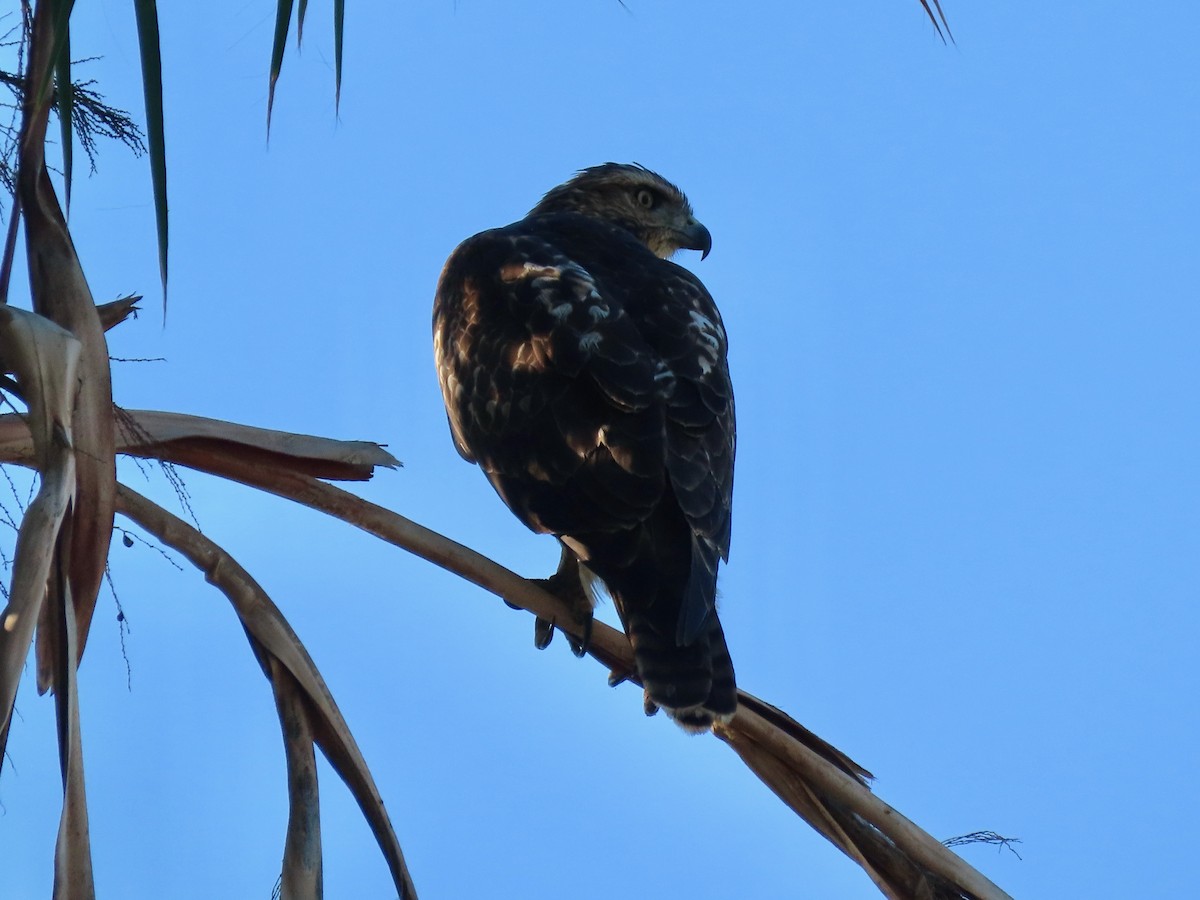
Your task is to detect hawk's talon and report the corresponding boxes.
[607,666,633,688]
[643,691,660,718]
[529,548,595,658]
[566,616,593,657]
[533,616,555,650]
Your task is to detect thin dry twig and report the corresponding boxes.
[943,831,1023,860]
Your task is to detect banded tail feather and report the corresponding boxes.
[622,597,737,732]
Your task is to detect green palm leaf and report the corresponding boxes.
[268,0,296,129]
[132,0,168,305]
[919,0,954,43]
[334,0,345,111]
[53,3,75,211]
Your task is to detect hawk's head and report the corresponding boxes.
[529,163,712,260]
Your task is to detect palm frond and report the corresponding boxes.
[919,0,955,43]
[131,0,168,305]
[268,0,295,129]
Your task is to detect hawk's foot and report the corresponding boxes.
[529,548,595,655]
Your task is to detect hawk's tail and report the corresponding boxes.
[625,606,737,733]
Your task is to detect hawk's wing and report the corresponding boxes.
[638,259,736,641]
[434,215,734,641]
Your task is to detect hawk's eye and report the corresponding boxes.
[635,189,657,209]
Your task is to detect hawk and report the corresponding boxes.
[433,163,736,731]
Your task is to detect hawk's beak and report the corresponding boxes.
[679,219,712,260]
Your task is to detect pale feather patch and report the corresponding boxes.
[688,309,722,348]
[660,702,735,734]
[499,261,561,283]
[485,398,512,419]
[507,335,552,372]
[577,561,607,607]
[652,361,677,397]
[596,425,638,473]
[687,309,722,375]
[579,331,603,351]
[561,535,592,564]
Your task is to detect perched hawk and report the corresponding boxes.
[433,163,736,731]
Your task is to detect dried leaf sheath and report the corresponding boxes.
[114,409,401,480]
[0,408,400,478]
[51,553,97,900]
[0,304,96,894]
[717,709,996,900]
[18,0,117,689]
[0,306,81,769]
[115,485,417,900]
[268,658,324,899]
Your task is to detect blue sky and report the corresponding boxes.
[2,1,1198,897]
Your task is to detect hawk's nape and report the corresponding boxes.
[433,163,736,731]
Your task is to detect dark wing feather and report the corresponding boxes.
[632,264,735,642]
